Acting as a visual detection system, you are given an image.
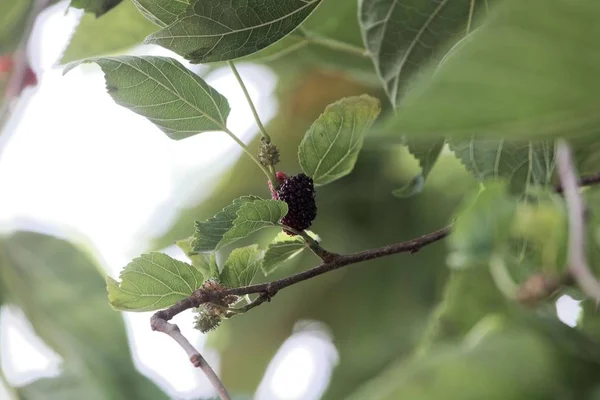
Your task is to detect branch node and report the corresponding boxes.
[190,354,204,368]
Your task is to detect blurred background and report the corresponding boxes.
[0,1,586,399]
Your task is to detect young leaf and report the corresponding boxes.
[218,199,288,249]
[358,0,487,107]
[65,56,230,140]
[220,245,264,288]
[449,138,555,194]
[144,0,322,63]
[192,195,260,252]
[393,139,445,197]
[131,0,188,27]
[107,252,203,311]
[69,0,122,17]
[176,237,218,279]
[383,0,600,141]
[262,232,306,275]
[448,182,517,269]
[60,0,157,64]
[298,94,381,186]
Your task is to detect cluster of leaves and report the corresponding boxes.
[62,2,386,329]
[64,2,382,330]
[103,89,380,325]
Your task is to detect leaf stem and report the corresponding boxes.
[466,0,476,34]
[227,61,271,143]
[278,225,339,262]
[223,127,277,183]
[299,28,369,57]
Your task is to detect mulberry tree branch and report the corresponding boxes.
[150,316,231,400]
[152,169,600,397]
[223,225,452,298]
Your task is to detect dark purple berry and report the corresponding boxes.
[277,173,317,233]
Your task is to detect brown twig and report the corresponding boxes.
[222,225,452,298]
[557,141,600,301]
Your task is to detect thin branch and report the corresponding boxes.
[228,61,271,143]
[557,141,600,301]
[150,317,231,400]
[223,127,276,183]
[555,171,600,193]
[222,225,452,297]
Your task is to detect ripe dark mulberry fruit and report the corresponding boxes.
[277,173,317,233]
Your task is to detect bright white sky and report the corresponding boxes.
[0,2,338,399]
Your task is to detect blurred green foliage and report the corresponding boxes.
[0,231,168,399]
[3,0,600,399]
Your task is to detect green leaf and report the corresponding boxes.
[448,182,517,269]
[358,0,488,107]
[262,232,306,275]
[219,199,288,249]
[176,236,218,279]
[69,0,122,17]
[450,138,555,194]
[65,56,230,140]
[131,0,188,27]
[298,94,381,185]
[0,232,168,399]
[383,0,600,141]
[220,245,264,288]
[61,0,157,64]
[0,0,32,54]
[393,139,445,197]
[192,196,260,252]
[107,252,203,311]
[144,0,322,63]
